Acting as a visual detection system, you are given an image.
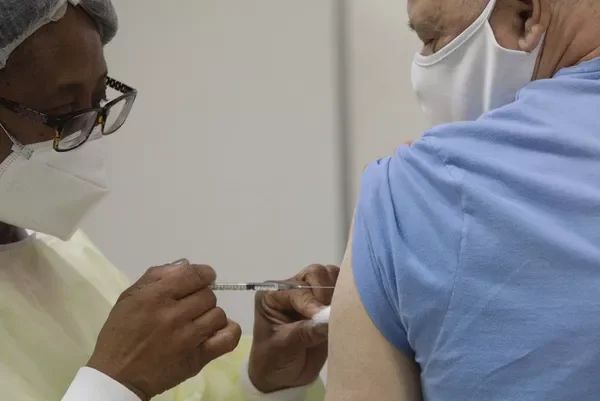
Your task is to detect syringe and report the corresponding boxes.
[210,281,335,292]
[168,261,334,292]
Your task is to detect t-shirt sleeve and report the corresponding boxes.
[353,210,412,354]
[352,138,464,357]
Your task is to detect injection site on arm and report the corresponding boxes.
[325,222,422,401]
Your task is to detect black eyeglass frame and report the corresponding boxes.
[0,77,137,152]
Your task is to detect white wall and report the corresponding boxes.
[82,0,343,332]
[82,0,427,333]
[346,0,427,200]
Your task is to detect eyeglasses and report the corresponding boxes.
[0,77,137,152]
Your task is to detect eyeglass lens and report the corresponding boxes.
[56,95,134,151]
[56,111,99,151]
[104,96,135,135]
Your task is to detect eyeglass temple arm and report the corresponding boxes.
[0,97,49,124]
[107,76,136,95]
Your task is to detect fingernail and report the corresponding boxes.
[172,258,189,266]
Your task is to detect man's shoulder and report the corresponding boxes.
[358,136,463,218]
[355,136,465,300]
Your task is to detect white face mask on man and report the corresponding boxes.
[0,125,109,240]
[411,0,544,126]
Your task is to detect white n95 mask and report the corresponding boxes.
[411,0,543,126]
[0,130,109,240]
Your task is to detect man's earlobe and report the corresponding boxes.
[518,0,544,52]
[519,23,544,52]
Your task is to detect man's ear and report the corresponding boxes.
[490,0,544,51]
[517,0,545,52]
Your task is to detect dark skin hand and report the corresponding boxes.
[249,264,340,393]
[88,260,241,401]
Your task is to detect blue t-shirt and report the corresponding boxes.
[353,57,600,401]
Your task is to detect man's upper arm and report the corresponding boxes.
[325,227,422,401]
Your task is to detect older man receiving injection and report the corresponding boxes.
[327,0,600,400]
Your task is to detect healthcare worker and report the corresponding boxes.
[0,1,337,401]
[326,0,600,400]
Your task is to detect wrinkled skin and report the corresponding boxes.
[407,0,600,79]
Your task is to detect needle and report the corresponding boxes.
[209,281,335,292]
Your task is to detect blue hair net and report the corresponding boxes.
[0,0,118,69]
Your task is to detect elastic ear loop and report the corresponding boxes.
[413,0,498,66]
[0,120,34,159]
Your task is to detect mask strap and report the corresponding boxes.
[0,120,33,160]
[414,0,498,66]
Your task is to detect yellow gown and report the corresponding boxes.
[0,231,324,401]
